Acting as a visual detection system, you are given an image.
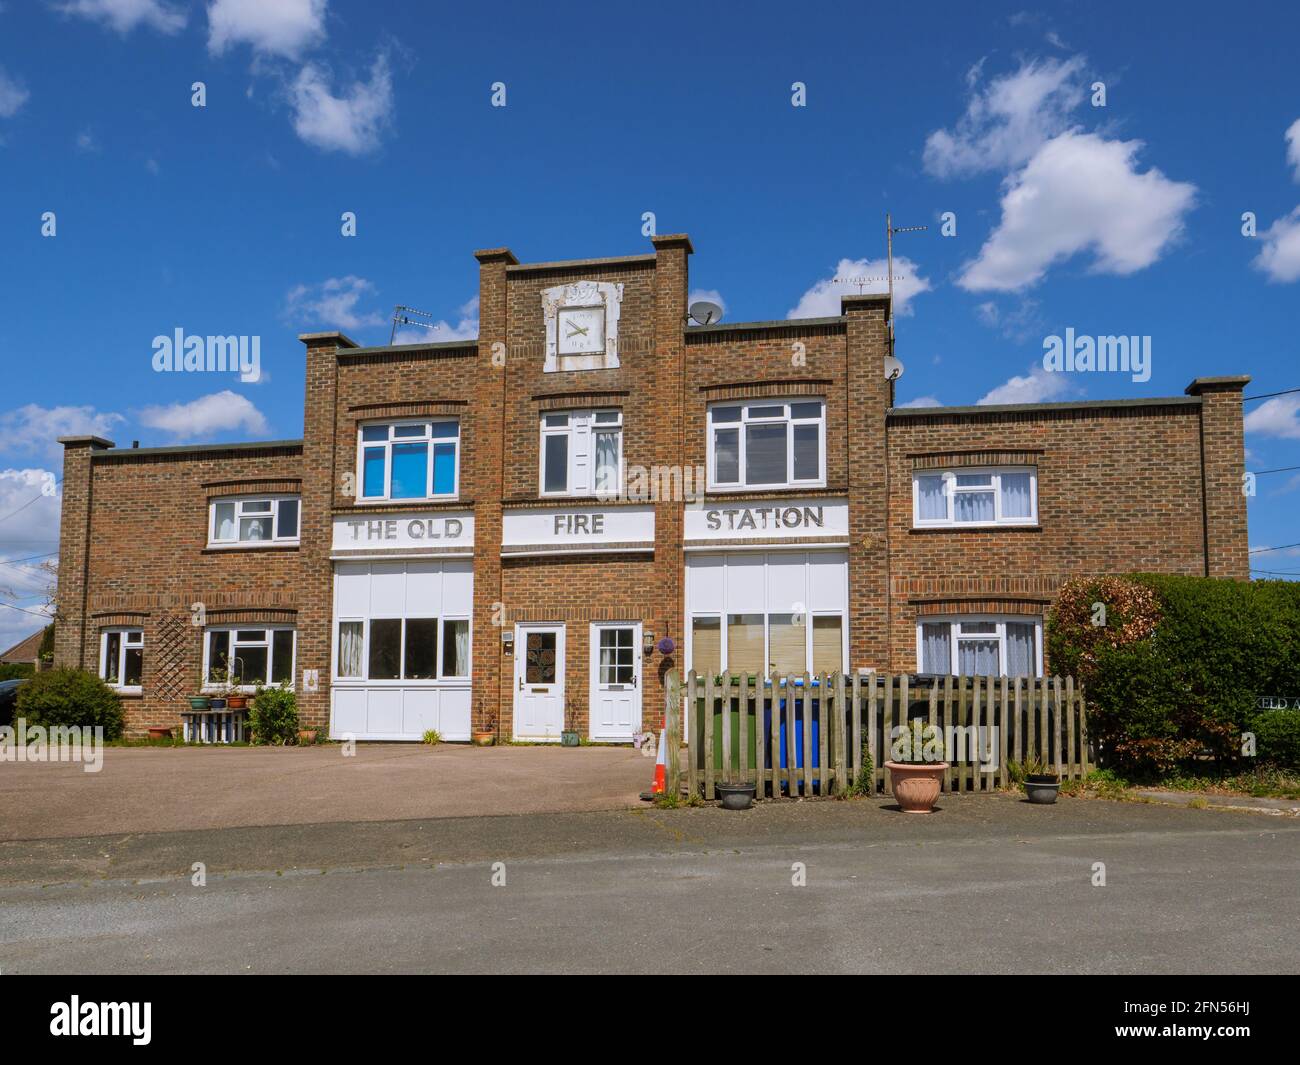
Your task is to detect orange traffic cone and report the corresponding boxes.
[640,717,667,801]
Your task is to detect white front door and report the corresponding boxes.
[589,622,641,742]
[513,624,565,740]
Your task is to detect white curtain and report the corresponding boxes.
[958,638,999,675]
[916,475,947,520]
[1006,622,1036,676]
[594,430,619,494]
[1000,471,1033,518]
[954,490,995,522]
[338,622,363,678]
[454,621,470,677]
[920,623,951,673]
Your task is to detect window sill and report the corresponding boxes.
[909,524,1042,534]
[202,686,294,694]
[204,542,300,553]
[706,484,828,495]
[107,687,143,698]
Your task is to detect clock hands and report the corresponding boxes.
[565,321,590,338]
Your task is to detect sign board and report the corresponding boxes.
[684,497,849,541]
[332,511,475,552]
[502,505,655,549]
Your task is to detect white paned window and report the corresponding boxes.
[358,420,460,501]
[204,627,296,690]
[911,467,1037,528]
[916,617,1042,677]
[209,496,300,547]
[539,409,622,498]
[100,628,143,690]
[708,400,825,490]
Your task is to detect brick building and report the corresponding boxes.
[54,235,1250,740]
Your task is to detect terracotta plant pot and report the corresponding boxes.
[147,727,172,741]
[226,696,248,709]
[297,729,319,745]
[885,760,949,814]
[471,731,496,747]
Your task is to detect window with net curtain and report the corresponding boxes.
[919,618,1039,676]
[913,468,1036,526]
[691,612,843,676]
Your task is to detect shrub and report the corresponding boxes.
[248,685,298,745]
[15,669,125,738]
[1048,575,1300,774]
[0,663,35,681]
[422,729,442,745]
[1250,709,1300,767]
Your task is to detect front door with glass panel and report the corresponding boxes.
[514,624,565,740]
[589,623,641,741]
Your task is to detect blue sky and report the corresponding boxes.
[1,0,1298,644]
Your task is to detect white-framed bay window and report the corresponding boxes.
[708,399,825,491]
[912,467,1037,528]
[916,616,1042,677]
[540,409,622,497]
[358,419,460,502]
[100,628,143,691]
[209,495,300,547]
[685,550,847,677]
[204,626,296,690]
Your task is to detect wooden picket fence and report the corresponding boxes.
[663,670,1089,800]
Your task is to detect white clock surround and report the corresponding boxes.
[542,280,624,372]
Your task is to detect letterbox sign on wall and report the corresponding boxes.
[683,497,850,541]
[331,511,475,554]
[501,504,655,555]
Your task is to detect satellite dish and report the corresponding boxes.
[688,300,723,326]
[883,354,905,381]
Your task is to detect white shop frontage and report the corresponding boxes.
[329,511,475,741]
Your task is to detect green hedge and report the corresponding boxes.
[0,663,35,681]
[248,685,298,745]
[1047,575,1300,773]
[14,668,125,738]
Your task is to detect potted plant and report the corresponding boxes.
[884,719,949,814]
[297,727,320,745]
[187,693,211,711]
[716,780,757,810]
[147,726,173,741]
[471,709,497,747]
[1021,757,1061,804]
[560,701,581,746]
[225,686,248,711]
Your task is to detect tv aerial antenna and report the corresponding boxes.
[885,212,927,358]
[390,305,439,345]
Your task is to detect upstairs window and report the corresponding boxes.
[708,399,825,490]
[209,496,300,546]
[912,468,1037,528]
[100,628,143,690]
[539,409,622,497]
[359,420,460,501]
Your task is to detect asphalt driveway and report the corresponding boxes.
[0,743,653,841]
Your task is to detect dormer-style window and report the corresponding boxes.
[358,420,460,501]
[912,467,1037,528]
[209,496,300,547]
[707,399,826,491]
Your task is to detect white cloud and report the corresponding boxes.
[687,289,727,323]
[973,296,1044,342]
[283,275,385,332]
[0,403,125,461]
[898,395,943,408]
[1286,118,1300,181]
[923,55,1086,179]
[0,65,29,118]
[1244,395,1300,440]
[137,390,270,440]
[207,0,326,58]
[788,256,931,319]
[393,295,480,344]
[75,128,99,152]
[53,0,186,34]
[958,131,1196,293]
[289,54,393,155]
[977,363,1074,406]
[1252,207,1300,283]
[0,468,61,650]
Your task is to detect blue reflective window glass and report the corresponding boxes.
[361,425,388,443]
[430,421,459,439]
[362,447,386,497]
[390,443,428,498]
[432,442,456,495]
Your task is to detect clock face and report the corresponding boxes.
[557,306,605,356]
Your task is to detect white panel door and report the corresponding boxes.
[514,624,565,740]
[589,623,640,741]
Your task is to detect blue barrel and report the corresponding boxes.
[763,678,821,793]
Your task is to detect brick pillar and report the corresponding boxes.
[472,248,516,736]
[1186,376,1251,579]
[843,294,892,670]
[651,233,692,706]
[54,435,114,670]
[297,331,356,730]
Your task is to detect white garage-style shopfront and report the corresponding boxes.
[330,511,474,741]
[683,497,849,678]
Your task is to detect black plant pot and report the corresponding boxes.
[1025,774,1061,804]
[717,782,757,810]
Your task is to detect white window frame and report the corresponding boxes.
[539,408,623,498]
[914,615,1044,677]
[911,466,1038,528]
[99,627,144,692]
[208,495,301,548]
[203,625,296,692]
[707,399,826,491]
[333,614,471,684]
[356,419,461,503]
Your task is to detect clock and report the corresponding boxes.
[557,305,605,356]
